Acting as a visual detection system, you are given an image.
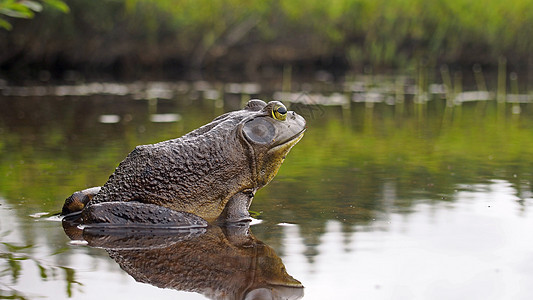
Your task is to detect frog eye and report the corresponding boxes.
[272,104,287,121]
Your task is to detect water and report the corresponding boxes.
[1,79,533,299]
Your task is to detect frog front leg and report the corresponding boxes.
[219,190,255,224]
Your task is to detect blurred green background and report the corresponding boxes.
[1,0,532,81]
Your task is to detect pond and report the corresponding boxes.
[1,78,533,299]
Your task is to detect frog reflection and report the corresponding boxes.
[64,221,303,300]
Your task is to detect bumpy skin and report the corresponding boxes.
[64,99,306,224]
[82,202,208,227]
[81,223,303,299]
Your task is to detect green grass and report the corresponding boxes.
[124,0,533,68]
[1,0,532,75]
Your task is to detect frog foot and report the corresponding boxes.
[61,187,102,216]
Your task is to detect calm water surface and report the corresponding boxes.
[1,81,533,299]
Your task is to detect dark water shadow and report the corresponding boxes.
[63,219,304,300]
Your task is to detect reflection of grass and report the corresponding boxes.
[253,101,533,228]
[283,101,533,180]
[0,237,81,299]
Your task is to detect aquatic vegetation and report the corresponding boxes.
[0,238,80,299]
[1,0,532,78]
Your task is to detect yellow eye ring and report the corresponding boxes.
[272,104,287,121]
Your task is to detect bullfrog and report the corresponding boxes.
[62,99,306,224]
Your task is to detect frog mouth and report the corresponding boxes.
[285,128,305,145]
[271,128,306,151]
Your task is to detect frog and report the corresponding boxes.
[61,99,306,225]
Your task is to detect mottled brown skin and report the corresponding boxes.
[80,223,303,299]
[62,100,305,224]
